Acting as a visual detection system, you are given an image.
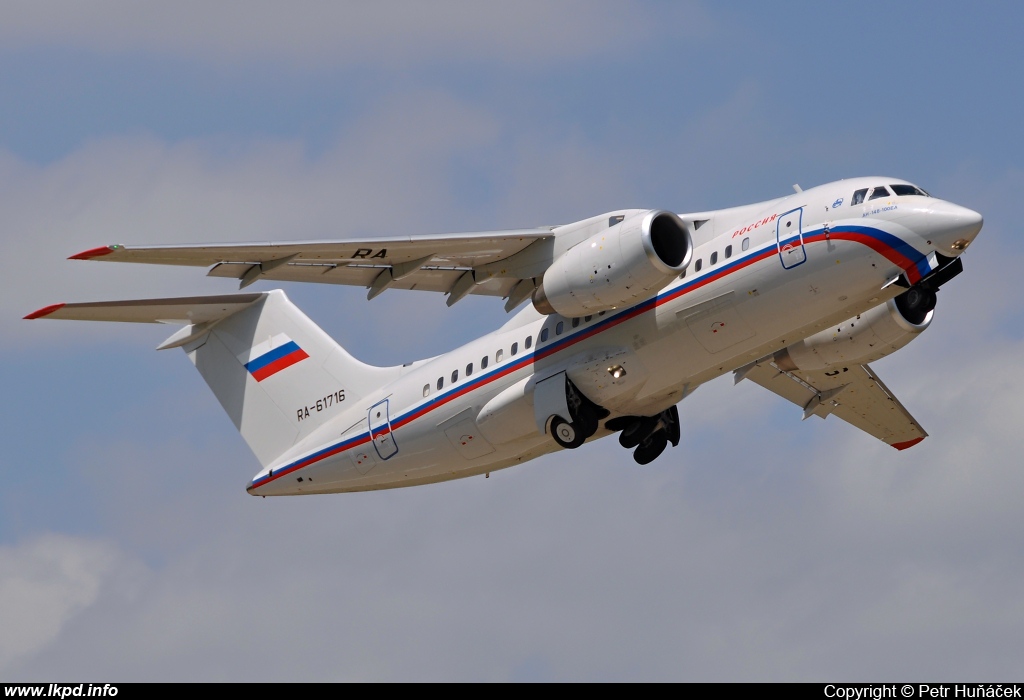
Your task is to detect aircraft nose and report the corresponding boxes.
[930,201,984,254]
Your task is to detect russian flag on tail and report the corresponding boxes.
[245,335,309,382]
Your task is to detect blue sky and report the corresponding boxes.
[3,1,1024,680]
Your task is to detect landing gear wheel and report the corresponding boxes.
[604,416,638,433]
[633,431,668,465]
[619,417,656,449]
[551,416,586,449]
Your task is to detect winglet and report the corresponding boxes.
[24,303,66,319]
[69,245,118,260]
[892,436,925,450]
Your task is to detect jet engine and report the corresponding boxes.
[532,210,692,317]
[774,288,934,372]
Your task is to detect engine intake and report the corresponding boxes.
[532,210,692,317]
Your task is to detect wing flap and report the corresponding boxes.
[206,261,520,297]
[24,293,264,324]
[738,359,927,449]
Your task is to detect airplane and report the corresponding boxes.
[25,177,983,496]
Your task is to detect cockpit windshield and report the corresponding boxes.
[852,183,930,205]
[890,184,930,197]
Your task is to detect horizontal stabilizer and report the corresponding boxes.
[29,289,401,469]
[24,294,264,324]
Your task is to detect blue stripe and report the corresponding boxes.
[843,225,924,266]
[246,340,302,373]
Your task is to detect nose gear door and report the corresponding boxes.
[776,207,806,269]
[367,398,398,460]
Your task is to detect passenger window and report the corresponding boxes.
[437,377,444,390]
[868,186,891,201]
[556,321,564,335]
[598,311,605,316]
[852,188,868,205]
[742,237,750,251]
[511,342,518,356]
[571,318,580,328]
[466,362,473,376]
[694,259,702,272]
[525,335,532,349]
[710,251,718,265]
[451,369,458,383]
[584,316,592,322]
[423,384,430,397]
[496,349,504,362]
[481,356,488,369]
[725,245,732,259]
[541,328,549,342]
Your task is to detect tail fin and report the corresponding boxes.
[27,290,399,467]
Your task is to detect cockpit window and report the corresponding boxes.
[890,184,930,197]
[868,185,892,201]
[851,188,868,205]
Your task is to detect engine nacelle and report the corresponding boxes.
[532,210,692,317]
[774,293,934,372]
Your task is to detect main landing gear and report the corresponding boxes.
[542,376,679,466]
[605,406,680,465]
[548,379,607,449]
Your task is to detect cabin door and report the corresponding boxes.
[368,398,398,460]
[776,207,807,269]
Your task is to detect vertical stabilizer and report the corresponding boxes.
[184,290,398,467]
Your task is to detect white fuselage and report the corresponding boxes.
[247,177,982,495]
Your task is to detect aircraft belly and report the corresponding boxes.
[619,241,896,410]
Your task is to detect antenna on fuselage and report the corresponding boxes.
[792,184,803,193]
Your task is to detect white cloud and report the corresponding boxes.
[0,535,126,671]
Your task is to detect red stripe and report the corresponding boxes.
[254,433,375,489]
[892,436,925,451]
[23,303,66,320]
[824,232,921,283]
[250,348,309,381]
[68,246,115,260]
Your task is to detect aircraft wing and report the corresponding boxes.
[735,358,927,450]
[68,228,555,305]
